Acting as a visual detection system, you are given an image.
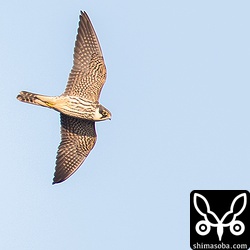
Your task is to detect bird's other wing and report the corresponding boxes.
[53,113,97,184]
[63,11,107,102]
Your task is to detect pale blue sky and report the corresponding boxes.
[1,1,250,249]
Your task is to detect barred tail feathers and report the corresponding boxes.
[16,91,55,108]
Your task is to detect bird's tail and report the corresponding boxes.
[16,91,55,108]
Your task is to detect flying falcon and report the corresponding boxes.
[17,11,111,184]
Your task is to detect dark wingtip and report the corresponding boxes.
[80,10,87,17]
[52,176,66,185]
[52,179,62,185]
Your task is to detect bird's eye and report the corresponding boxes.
[102,110,108,117]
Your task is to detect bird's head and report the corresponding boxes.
[94,104,112,121]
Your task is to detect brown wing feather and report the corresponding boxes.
[53,113,97,184]
[64,11,107,101]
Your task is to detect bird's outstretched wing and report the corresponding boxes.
[64,11,107,102]
[53,113,97,184]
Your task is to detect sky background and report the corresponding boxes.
[1,1,250,249]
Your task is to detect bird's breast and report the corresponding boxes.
[54,96,97,120]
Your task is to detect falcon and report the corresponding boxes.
[17,11,111,184]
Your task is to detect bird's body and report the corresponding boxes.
[17,11,111,184]
[17,91,111,121]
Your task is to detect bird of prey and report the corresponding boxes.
[17,11,111,184]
